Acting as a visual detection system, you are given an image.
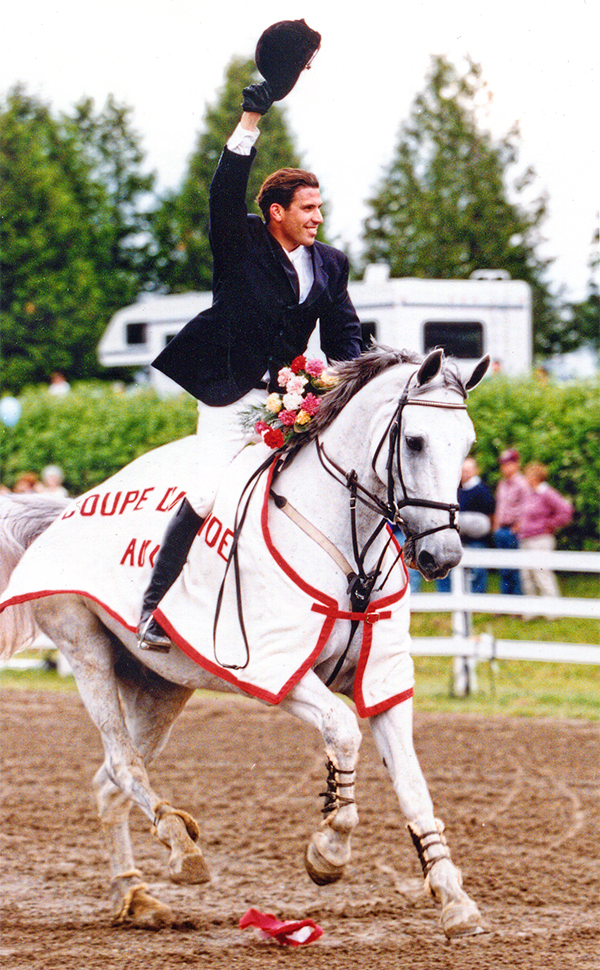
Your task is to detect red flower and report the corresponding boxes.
[263,427,285,449]
[255,420,269,433]
[302,393,321,416]
[279,409,298,426]
[290,355,306,374]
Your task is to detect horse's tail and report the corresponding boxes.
[0,495,67,660]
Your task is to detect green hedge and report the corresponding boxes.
[1,375,598,549]
[0,383,197,495]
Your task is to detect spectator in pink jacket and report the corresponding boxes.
[517,462,573,602]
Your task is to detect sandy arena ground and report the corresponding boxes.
[1,688,598,970]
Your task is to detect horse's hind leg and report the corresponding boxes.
[281,671,362,885]
[35,598,208,923]
[370,699,484,939]
[110,661,211,886]
[93,671,209,926]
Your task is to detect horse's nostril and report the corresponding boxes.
[418,550,436,571]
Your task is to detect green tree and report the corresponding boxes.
[562,226,599,352]
[0,86,155,392]
[151,57,302,292]
[362,56,558,354]
[68,94,156,304]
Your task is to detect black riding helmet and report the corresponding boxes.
[255,19,321,101]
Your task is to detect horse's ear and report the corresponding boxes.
[416,349,443,386]
[465,355,490,391]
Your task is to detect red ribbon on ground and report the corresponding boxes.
[239,908,323,946]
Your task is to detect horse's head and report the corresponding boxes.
[371,350,490,580]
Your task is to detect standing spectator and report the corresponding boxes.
[48,372,70,396]
[12,472,39,494]
[517,463,573,604]
[36,465,69,498]
[492,449,529,595]
[437,456,494,593]
[457,457,495,593]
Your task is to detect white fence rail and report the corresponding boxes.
[411,548,599,693]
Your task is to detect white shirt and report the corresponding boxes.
[287,244,314,302]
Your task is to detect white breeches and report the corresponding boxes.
[185,388,266,518]
[520,534,561,599]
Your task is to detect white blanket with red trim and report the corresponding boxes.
[0,436,414,716]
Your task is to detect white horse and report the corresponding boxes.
[0,347,488,938]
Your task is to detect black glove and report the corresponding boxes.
[242,81,274,115]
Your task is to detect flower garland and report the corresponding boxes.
[243,356,340,450]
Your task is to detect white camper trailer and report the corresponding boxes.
[98,266,532,394]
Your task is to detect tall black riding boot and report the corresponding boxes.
[137,498,204,652]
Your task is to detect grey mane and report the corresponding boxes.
[286,344,466,456]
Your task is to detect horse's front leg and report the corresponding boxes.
[370,699,484,938]
[281,670,362,885]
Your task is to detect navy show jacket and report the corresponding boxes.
[152,146,362,406]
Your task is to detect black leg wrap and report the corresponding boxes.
[407,819,452,877]
[319,759,356,816]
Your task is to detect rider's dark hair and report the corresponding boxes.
[257,169,319,224]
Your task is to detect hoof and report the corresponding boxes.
[168,844,211,885]
[441,898,485,939]
[304,841,345,886]
[113,884,173,930]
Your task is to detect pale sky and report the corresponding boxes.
[2,0,598,302]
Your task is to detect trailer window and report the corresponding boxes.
[423,321,484,358]
[126,322,147,345]
[360,321,378,351]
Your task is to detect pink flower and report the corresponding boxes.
[302,392,321,416]
[305,358,325,378]
[263,427,285,449]
[255,420,269,434]
[291,355,306,374]
[277,366,294,388]
[286,375,308,396]
[279,409,297,426]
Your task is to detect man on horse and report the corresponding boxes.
[138,21,362,651]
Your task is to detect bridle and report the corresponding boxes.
[316,372,469,546]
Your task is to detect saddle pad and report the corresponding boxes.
[0,437,414,716]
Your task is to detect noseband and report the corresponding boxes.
[316,373,468,546]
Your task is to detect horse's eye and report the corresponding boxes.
[406,436,424,453]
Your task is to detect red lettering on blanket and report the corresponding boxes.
[119,490,140,513]
[134,487,155,510]
[217,528,234,562]
[61,488,162,519]
[120,538,137,566]
[203,516,222,548]
[201,515,233,562]
[80,494,100,516]
[137,539,151,567]
[100,492,122,515]
[156,487,186,512]
[120,538,161,568]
